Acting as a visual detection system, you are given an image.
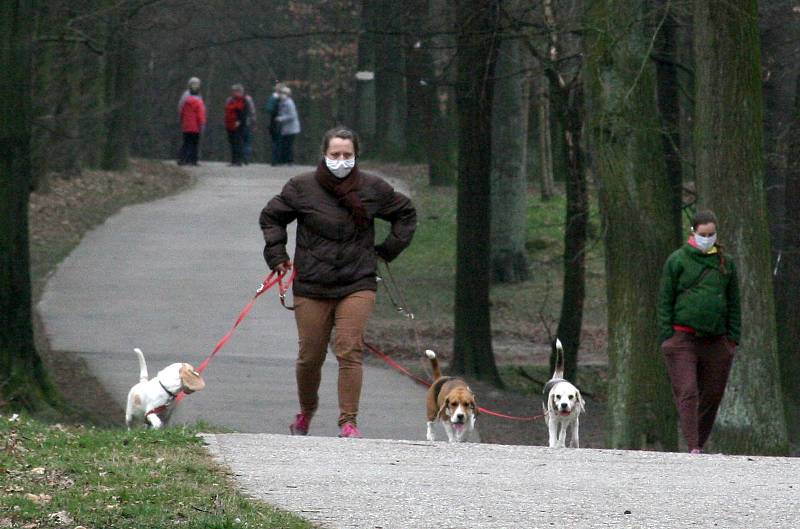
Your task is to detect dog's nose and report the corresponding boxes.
[560,402,569,410]
[455,413,464,421]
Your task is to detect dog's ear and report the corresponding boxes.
[576,389,586,413]
[179,363,205,393]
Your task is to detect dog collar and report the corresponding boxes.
[159,380,177,399]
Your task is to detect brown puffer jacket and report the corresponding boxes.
[259,169,416,299]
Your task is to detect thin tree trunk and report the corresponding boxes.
[693,0,789,455]
[1,0,57,410]
[490,31,529,283]
[373,0,407,160]
[355,0,376,144]
[537,78,555,201]
[101,14,135,171]
[585,0,678,450]
[451,0,502,386]
[553,81,586,383]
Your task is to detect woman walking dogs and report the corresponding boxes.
[658,210,741,454]
[259,127,416,438]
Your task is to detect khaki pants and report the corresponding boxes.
[293,290,375,426]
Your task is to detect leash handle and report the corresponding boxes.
[278,266,297,310]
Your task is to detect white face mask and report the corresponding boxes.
[325,157,355,179]
[694,233,717,253]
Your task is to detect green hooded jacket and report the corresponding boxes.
[657,243,741,344]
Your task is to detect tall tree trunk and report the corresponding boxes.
[585,0,678,450]
[451,0,502,386]
[1,0,57,410]
[101,15,135,171]
[537,78,555,201]
[373,0,407,160]
[405,0,437,164]
[693,0,789,455]
[552,81,586,383]
[761,0,800,444]
[777,74,800,444]
[490,32,529,283]
[355,0,377,144]
[654,0,683,245]
[428,0,457,186]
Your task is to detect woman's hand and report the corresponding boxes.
[275,260,292,275]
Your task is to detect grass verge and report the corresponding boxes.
[0,414,312,529]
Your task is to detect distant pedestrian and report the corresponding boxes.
[224,84,247,166]
[259,126,417,438]
[265,82,284,165]
[177,77,206,166]
[242,90,257,165]
[275,85,300,165]
[657,210,740,454]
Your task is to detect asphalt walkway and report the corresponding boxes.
[204,433,800,529]
[38,162,424,439]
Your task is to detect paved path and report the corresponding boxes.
[205,433,800,529]
[38,162,424,439]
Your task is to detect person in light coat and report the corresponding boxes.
[275,85,301,165]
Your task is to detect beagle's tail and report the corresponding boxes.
[134,347,148,383]
[552,338,564,380]
[425,349,442,380]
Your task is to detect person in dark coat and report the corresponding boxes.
[264,82,284,166]
[259,126,417,438]
[224,84,247,166]
[657,210,741,454]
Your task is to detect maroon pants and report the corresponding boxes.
[661,331,735,450]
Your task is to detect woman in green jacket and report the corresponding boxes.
[657,210,741,454]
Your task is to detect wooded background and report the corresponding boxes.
[3,0,800,455]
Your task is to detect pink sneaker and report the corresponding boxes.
[338,423,362,438]
[289,413,310,436]
[690,448,702,455]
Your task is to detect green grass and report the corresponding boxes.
[371,164,607,347]
[0,415,312,529]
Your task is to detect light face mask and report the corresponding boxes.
[694,233,717,253]
[325,157,355,179]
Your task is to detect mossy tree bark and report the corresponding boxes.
[1,0,59,411]
[490,28,529,284]
[451,0,502,386]
[585,0,678,450]
[694,0,789,455]
[777,75,800,444]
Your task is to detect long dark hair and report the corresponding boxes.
[692,210,727,273]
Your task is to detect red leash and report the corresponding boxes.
[171,269,293,405]
[365,342,544,422]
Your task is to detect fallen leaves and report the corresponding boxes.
[24,493,52,505]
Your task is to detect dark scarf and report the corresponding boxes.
[314,160,369,228]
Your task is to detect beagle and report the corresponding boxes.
[125,348,205,429]
[542,338,585,448]
[425,350,478,442]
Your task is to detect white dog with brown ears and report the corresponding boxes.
[425,350,478,442]
[125,348,205,429]
[543,338,585,448]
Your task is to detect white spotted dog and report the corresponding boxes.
[425,350,478,443]
[542,339,585,448]
[125,348,205,429]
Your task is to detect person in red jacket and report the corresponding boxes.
[177,77,206,166]
[224,84,247,166]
